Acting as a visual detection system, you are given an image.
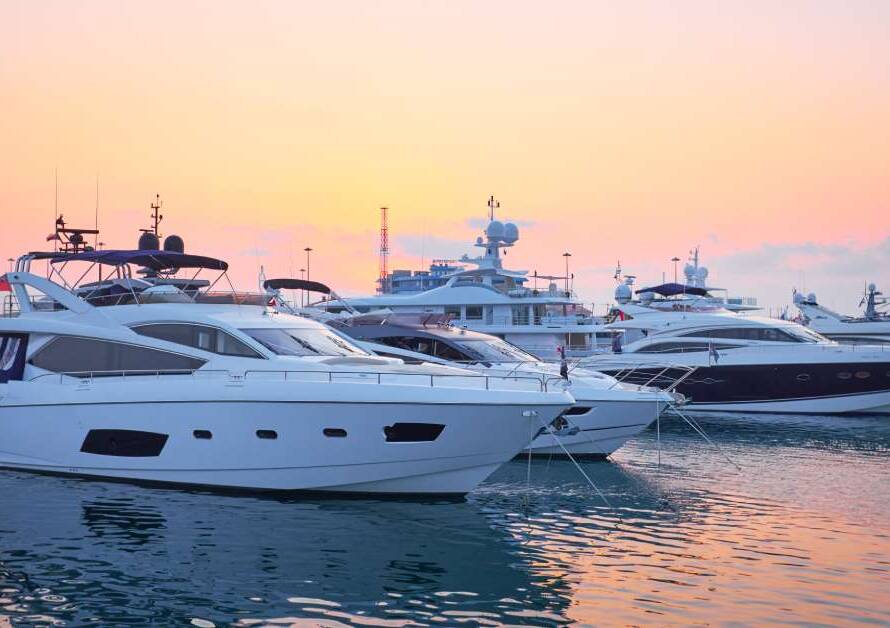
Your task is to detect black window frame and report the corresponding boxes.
[679,327,801,343]
[29,336,206,377]
[131,323,264,359]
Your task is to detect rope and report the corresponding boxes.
[537,416,614,510]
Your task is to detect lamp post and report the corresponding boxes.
[300,268,306,307]
[562,252,572,295]
[303,247,313,307]
[7,258,13,272]
[304,247,312,281]
[671,256,680,283]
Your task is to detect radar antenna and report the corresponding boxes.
[378,206,389,293]
[487,195,499,221]
[140,194,164,237]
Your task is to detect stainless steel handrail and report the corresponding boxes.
[27,367,547,391]
[242,369,546,391]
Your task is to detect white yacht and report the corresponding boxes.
[582,305,890,415]
[611,247,760,316]
[321,198,610,360]
[0,250,573,495]
[300,309,681,458]
[793,284,890,344]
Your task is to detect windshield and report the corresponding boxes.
[782,325,831,344]
[242,328,369,357]
[452,338,539,363]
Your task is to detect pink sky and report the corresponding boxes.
[2,1,888,313]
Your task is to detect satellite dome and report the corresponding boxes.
[502,222,519,244]
[486,220,505,241]
[640,291,654,304]
[476,236,484,245]
[164,234,185,253]
[614,283,632,303]
[807,292,817,304]
[138,232,160,251]
[696,266,709,280]
[793,291,804,305]
[684,264,695,280]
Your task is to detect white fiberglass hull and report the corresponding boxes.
[523,398,664,457]
[0,379,570,495]
[685,390,890,415]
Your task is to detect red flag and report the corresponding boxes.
[0,276,10,292]
[46,233,61,242]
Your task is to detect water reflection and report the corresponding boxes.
[0,475,572,625]
[1,413,889,625]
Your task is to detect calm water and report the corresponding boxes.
[2,414,889,626]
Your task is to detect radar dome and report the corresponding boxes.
[640,291,654,304]
[696,266,709,281]
[486,220,505,241]
[502,222,519,244]
[614,283,632,303]
[138,232,160,251]
[684,264,695,281]
[807,292,817,304]
[793,291,804,305]
[476,236,484,245]
[164,234,185,253]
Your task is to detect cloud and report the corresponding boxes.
[712,239,890,279]
[466,217,538,230]
[394,234,472,261]
[700,238,890,312]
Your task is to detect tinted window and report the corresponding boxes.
[433,340,470,362]
[133,323,262,358]
[680,327,801,342]
[383,423,445,442]
[465,305,483,320]
[637,342,741,354]
[444,305,461,319]
[31,336,206,376]
[453,339,538,363]
[377,336,436,356]
[242,328,368,357]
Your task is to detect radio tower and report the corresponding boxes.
[378,206,389,293]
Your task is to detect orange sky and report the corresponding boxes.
[2,1,888,312]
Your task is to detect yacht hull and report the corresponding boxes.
[523,398,665,457]
[0,384,566,494]
[598,362,890,415]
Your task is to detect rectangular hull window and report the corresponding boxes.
[384,423,445,443]
[80,429,169,457]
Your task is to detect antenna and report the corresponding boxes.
[378,206,389,293]
[149,194,163,237]
[54,168,58,253]
[94,174,100,248]
[487,195,499,221]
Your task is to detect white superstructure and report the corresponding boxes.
[793,284,890,345]
[324,198,609,360]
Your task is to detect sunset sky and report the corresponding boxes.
[2,1,888,314]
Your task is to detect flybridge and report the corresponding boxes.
[8,248,263,310]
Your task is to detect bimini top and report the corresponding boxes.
[50,249,229,271]
[264,278,331,294]
[636,282,709,297]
